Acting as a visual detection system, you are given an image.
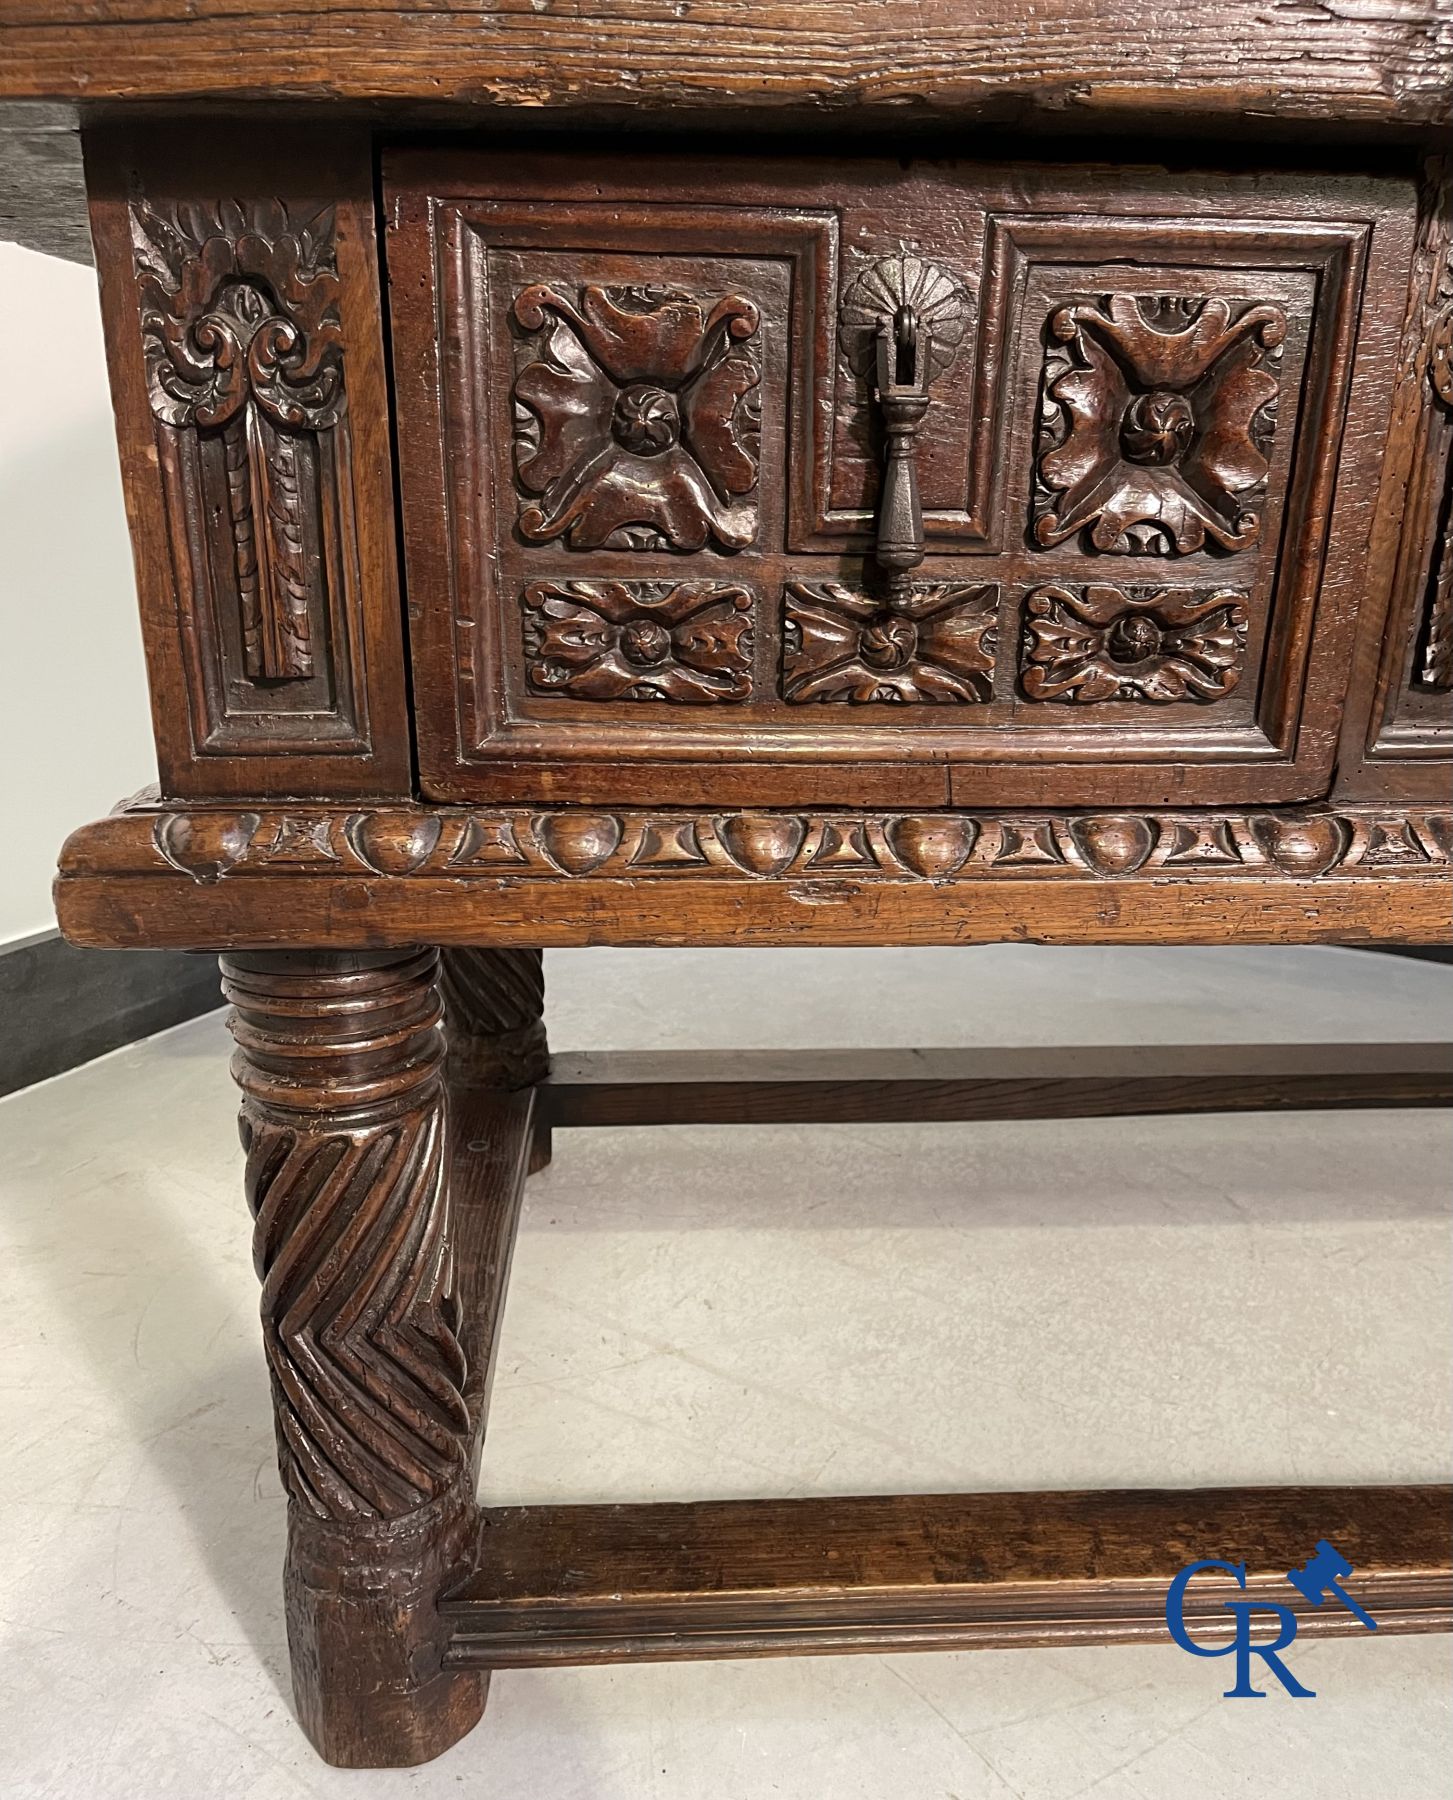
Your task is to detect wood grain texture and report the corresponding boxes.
[540,1044,1453,1130]
[445,1484,1453,1666]
[447,1085,536,1487]
[0,102,88,262]
[2,3,1450,136]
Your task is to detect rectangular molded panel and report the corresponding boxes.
[385,148,1416,810]
[1335,155,1453,805]
[87,125,411,800]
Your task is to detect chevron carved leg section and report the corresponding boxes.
[440,948,548,1088]
[221,948,487,1768]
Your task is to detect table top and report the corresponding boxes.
[2,0,1449,131]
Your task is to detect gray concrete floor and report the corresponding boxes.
[1,945,1450,1798]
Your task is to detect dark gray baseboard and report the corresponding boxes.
[0,929,223,1099]
[1360,946,1453,966]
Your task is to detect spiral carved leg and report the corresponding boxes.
[442,947,551,1169]
[440,948,548,1088]
[221,948,487,1768]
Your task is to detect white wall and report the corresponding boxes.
[0,241,157,946]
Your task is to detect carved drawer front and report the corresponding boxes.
[385,150,1417,808]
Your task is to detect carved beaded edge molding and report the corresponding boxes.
[132,807,1453,884]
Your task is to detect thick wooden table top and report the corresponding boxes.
[2,0,1450,132]
[3,3,1448,264]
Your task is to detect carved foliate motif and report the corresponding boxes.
[523,579,753,702]
[511,283,762,551]
[783,582,997,703]
[222,950,471,1524]
[1022,584,1249,703]
[132,200,347,683]
[1033,294,1284,555]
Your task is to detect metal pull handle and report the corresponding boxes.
[871,303,930,595]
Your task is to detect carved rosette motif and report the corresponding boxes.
[523,579,754,702]
[1021,584,1249,703]
[783,582,997,703]
[511,283,762,551]
[146,805,1453,886]
[1033,294,1284,555]
[221,949,470,1524]
[131,200,346,681]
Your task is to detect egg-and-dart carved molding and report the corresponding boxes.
[140,807,1452,886]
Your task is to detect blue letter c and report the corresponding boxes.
[1165,1558,1246,1657]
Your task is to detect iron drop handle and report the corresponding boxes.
[871,302,931,592]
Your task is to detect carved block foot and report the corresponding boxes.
[286,1489,485,1767]
[221,948,486,1767]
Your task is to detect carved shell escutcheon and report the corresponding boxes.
[887,816,978,877]
[838,253,970,386]
[535,813,624,874]
[1068,815,1157,875]
[716,815,808,876]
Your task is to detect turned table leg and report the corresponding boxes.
[220,948,486,1767]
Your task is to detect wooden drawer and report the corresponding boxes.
[386,150,1416,809]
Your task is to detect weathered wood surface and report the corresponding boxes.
[1,2,1450,135]
[0,103,87,261]
[445,1483,1453,1665]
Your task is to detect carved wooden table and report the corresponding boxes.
[5,0,1452,1768]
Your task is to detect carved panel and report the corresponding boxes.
[133,200,342,684]
[783,582,996,703]
[222,949,470,1524]
[1022,584,1249,704]
[388,152,1405,804]
[1033,294,1285,555]
[118,179,400,778]
[1359,155,1453,777]
[523,579,754,702]
[511,283,762,551]
[1417,286,1453,690]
